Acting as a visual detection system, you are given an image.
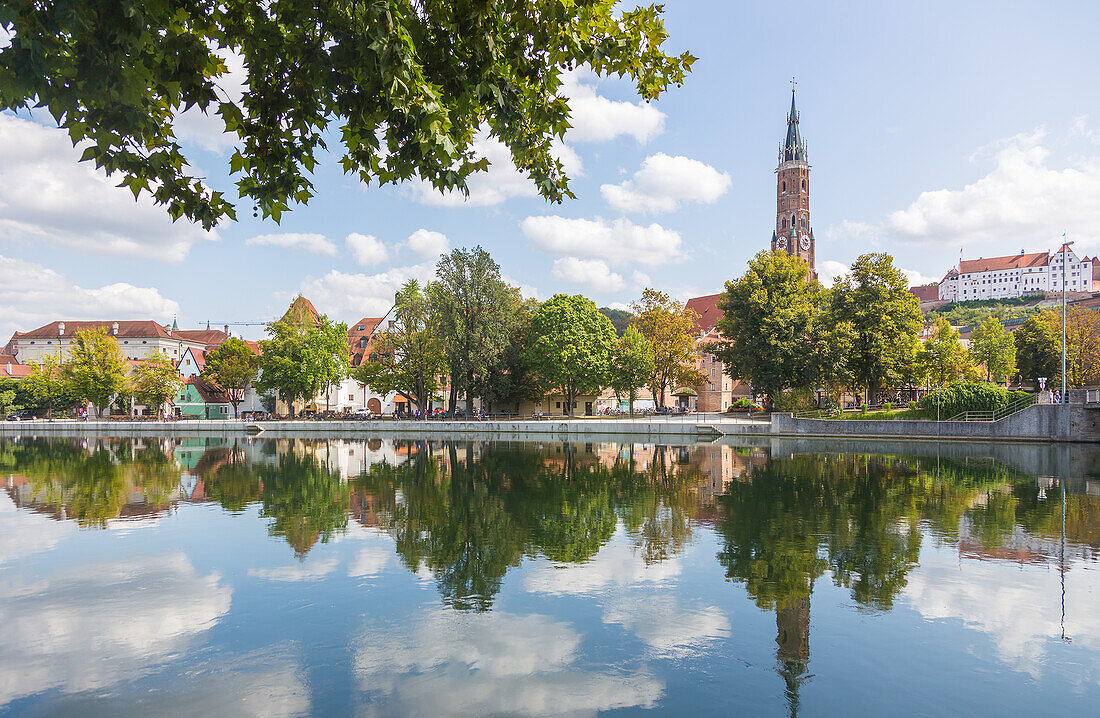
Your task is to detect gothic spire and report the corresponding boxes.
[783,89,807,163]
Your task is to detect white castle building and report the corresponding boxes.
[938,244,1095,301]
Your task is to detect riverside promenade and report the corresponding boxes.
[2,404,1097,442]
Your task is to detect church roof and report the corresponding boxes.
[685,293,724,335]
[783,92,807,163]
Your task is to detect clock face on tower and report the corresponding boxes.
[799,234,810,250]
[776,236,788,250]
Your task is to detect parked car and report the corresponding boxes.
[352,408,372,418]
[7,409,38,421]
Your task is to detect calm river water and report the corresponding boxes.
[2,436,1099,716]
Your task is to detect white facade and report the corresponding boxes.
[12,322,209,365]
[939,247,1092,302]
[315,377,399,415]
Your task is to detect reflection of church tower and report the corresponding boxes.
[775,593,811,717]
[769,86,817,281]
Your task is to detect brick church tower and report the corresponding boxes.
[769,89,817,281]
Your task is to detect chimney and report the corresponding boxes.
[111,322,119,336]
[57,322,65,336]
[224,324,229,336]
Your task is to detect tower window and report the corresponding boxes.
[801,179,806,190]
[781,181,786,192]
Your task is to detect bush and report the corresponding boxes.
[908,401,918,411]
[727,397,764,413]
[918,381,1031,418]
[773,387,816,412]
[883,402,892,412]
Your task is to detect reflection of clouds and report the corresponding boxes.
[0,492,75,564]
[603,595,730,658]
[249,556,339,582]
[524,536,680,596]
[905,552,1100,679]
[25,647,311,717]
[354,610,663,716]
[0,554,231,706]
[348,545,392,578]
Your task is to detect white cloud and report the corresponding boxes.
[824,219,877,244]
[348,545,393,578]
[522,216,684,266]
[888,129,1100,253]
[0,554,232,707]
[816,259,849,287]
[0,254,180,343]
[404,134,582,208]
[245,232,337,255]
[172,49,248,153]
[501,274,542,301]
[0,114,216,261]
[562,69,666,143]
[345,233,389,266]
[298,263,436,319]
[901,268,937,286]
[631,270,652,288]
[603,595,730,658]
[248,556,339,582]
[605,302,631,312]
[0,493,75,565]
[406,229,450,259]
[524,537,681,595]
[552,257,624,293]
[905,548,1100,680]
[353,610,663,716]
[601,153,730,214]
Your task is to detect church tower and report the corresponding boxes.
[770,87,817,281]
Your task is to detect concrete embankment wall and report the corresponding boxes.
[0,417,768,441]
[772,404,1097,443]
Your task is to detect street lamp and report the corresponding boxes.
[1061,240,1073,405]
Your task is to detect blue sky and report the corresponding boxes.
[2,0,1099,341]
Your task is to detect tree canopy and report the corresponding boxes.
[257,305,348,416]
[201,337,260,417]
[63,327,129,417]
[610,324,655,415]
[0,1,694,227]
[968,316,1017,384]
[129,350,183,414]
[630,288,705,408]
[916,316,971,388]
[526,293,616,417]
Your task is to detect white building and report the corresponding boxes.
[939,245,1093,302]
[8,320,213,364]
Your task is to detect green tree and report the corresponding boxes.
[610,325,655,415]
[828,253,922,403]
[1014,314,1061,386]
[0,377,19,417]
[22,352,71,419]
[713,251,821,404]
[129,350,183,417]
[599,307,633,337]
[917,317,971,388]
[526,294,616,418]
[354,280,446,414]
[630,288,707,408]
[429,247,520,413]
[968,316,1017,383]
[257,309,348,416]
[63,327,129,417]
[1,2,693,228]
[476,298,546,413]
[201,337,260,418]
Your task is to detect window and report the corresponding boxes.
[801,179,806,190]
[781,181,786,192]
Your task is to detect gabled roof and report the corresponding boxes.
[348,317,385,367]
[908,285,939,302]
[685,293,723,335]
[959,252,1048,273]
[15,320,173,340]
[282,295,321,325]
[1,361,32,379]
[184,377,230,404]
[181,346,207,373]
[173,329,229,348]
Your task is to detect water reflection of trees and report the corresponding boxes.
[352,441,705,611]
[714,453,1093,718]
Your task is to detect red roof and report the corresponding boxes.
[685,293,723,335]
[15,320,173,340]
[282,295,321,324]
[173,329,229,348]
[959,252,1048,274]
[1,361,32,379]
[908,284,939,302]
[185,376,230,404]
[348,317,384,367]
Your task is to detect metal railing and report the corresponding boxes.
[944,394,1036,422]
